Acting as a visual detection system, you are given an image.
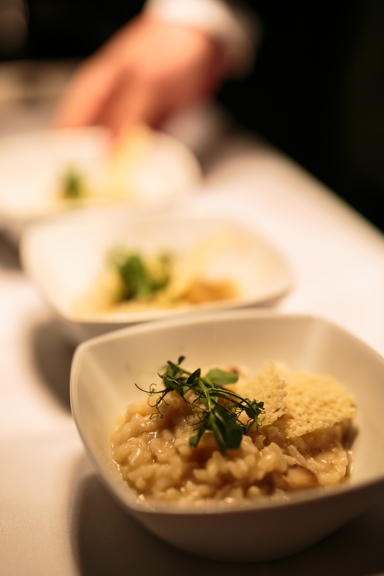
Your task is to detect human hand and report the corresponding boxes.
[51,14,228,139]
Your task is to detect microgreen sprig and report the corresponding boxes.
[61,167,84,199]
[109,250,172,301]
[138,356,265,454]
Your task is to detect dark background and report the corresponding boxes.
[2,0,384,232]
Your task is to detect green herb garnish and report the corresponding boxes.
[139,356,265,454]
[109,250,173,301]
[61,167,84,199]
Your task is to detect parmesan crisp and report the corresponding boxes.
[236,362,356,437]
[236,362,287,426]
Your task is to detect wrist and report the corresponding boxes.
[144,0,261,75]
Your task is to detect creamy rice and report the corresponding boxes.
[111,365,356,505]
[74,230,248,317]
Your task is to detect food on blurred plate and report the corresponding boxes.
[75,231,241,315]
[111,357,357,504]
[57,125,201,204]
[59,166,88,200]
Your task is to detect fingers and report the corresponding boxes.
[98,79,146,135]
[51,55,118,129]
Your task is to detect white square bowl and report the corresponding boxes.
[20,200,292,343]
[70,309,384,563]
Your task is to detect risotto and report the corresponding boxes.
[75,232,241,316]
[111,360,357,504]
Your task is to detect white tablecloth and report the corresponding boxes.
[1,68,384,575]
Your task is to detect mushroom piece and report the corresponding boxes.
[283,465,319,490]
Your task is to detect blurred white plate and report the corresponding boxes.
[0,126,201,241]
[21,200,293,343]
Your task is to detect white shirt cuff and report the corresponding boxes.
[144,0,261,75]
